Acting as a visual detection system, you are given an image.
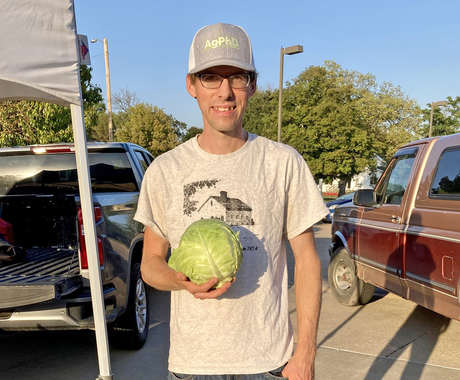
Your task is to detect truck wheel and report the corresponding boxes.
[328,247,375,306]
[108,262,149,350]
[358,276,376,305]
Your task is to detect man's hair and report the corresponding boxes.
[188,71,258,85]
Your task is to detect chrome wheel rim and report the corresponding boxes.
[135,279,147,333]
[335,261,354,293]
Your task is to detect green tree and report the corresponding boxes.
[181,126,203,142]
[115,103,184,156]
[0,66,105,147]
[243,85,278,141]
[0,101,73,146]
[357,79,422,161]
[282,63,375,195]
[421,96,460,138]
[244,61,422,195]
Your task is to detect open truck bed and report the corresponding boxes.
[0,247,81,309]
[0,142,153,348]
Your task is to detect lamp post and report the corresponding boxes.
[429,100,448,138]
[91,38,113,142]
[278,45,303,143]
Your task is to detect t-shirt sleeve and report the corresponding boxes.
[284,153,329,240]
[134,161,169,241]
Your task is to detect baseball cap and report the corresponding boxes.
[188,23,256,74]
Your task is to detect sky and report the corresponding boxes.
[75,0,460,130]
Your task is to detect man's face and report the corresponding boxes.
[186,65,256,135]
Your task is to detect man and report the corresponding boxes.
[135,23,328,380]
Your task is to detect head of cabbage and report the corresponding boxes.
[168,218,243,289]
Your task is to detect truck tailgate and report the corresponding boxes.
[0,248,81,309]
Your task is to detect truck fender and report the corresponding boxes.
[128,232,144,267]
[121,232,144,311]
[330,231,352,258]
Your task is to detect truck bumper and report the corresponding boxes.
[0,286,117,330]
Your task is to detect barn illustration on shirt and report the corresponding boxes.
[198,191,254,226]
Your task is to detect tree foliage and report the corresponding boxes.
[181,126,203,142]
[243,86,278,141]
[244,61,422,193]
[0,66,105,147]
[87,87,187,152]
[115,103,184,156]
[420,96,460,137]
[0,101,73,146]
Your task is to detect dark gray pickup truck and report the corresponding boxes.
[0,142,153,349]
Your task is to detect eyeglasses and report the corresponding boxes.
[198,73,252,89]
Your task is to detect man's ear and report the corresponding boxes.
[186,75,197,99]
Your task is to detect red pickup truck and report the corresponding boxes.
[328,132,460,321]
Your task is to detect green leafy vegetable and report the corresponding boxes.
[168,218,243,289]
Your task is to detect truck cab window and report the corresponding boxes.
[134,151,149,174]
[430,148,460,198]
[378,154,416,205]
[0,152,138,195]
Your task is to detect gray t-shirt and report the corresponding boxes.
[134,133,328,375]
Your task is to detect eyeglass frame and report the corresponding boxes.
[197,72,255,89]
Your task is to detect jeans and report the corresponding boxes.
[168,364,288,380]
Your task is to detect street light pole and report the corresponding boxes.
[429,100,448,138]
[91,38,113,142]
[278,47,285,143]
[278,45,303,143]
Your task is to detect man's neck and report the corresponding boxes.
[197,128,248,155]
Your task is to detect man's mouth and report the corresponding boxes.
[212,106,236,112]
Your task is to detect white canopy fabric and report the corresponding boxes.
[0,1,112,379]
[0,0,81,106]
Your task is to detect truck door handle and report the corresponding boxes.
[390,215,401,223]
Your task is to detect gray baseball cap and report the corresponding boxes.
[188,23,256,74]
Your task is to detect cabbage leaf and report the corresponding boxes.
[168,218,243,289]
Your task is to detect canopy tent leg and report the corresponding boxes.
[71,104,114,380]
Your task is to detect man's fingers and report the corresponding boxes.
[178,275,235,299]
[176,272,187,281]
[193,279,233,299]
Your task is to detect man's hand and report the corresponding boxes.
[282,354,315,380]
[176,272,234,299]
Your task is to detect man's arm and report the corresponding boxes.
[141,226,233,299]
[282,227,322,380]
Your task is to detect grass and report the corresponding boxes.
[322,196,336,202]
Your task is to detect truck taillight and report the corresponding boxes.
[0,217,14,245]
[77,207,104,270]
[30,146,75,154]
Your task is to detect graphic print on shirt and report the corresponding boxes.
[182,179,261,262]
[182,179,268,299]
[183,179,220,217]
[183,180,255,226]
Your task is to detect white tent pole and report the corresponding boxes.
[70,104,113,380]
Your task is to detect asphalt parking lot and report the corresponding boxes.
[1,222,460,380]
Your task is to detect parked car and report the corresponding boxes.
[328,132,460,321]
[322,192,355,223]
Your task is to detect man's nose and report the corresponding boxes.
[217,78,233,98]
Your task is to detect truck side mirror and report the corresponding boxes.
[353,189,381,208]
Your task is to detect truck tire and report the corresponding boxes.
[328,247,375,306]
[108,262,149,349]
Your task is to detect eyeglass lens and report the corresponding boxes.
[200,74,250,89]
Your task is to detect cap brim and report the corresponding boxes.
[189,58,256,74]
